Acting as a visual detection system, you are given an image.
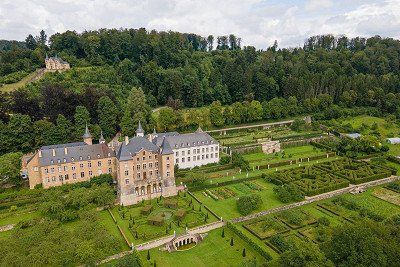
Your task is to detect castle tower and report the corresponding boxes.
[99,130,105,144]
[82,123,93,145]
[136,121,145,137]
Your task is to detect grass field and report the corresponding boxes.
[337,115,400,138]
[193,179,282,220]
[137,227,267,267]
[0,69,44,92]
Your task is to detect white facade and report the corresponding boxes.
[173,144,219,169]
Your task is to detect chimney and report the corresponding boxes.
[38,150,42,158]
[125,136,129,145]
[52,149,56,157]
[64,147,68,155]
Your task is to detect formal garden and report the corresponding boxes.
[107,191,219,245]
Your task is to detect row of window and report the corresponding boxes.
[124,171,170,184]
[49,153,112,164]
[175,146,218,157]
[174,140,216,148]
[124,169,159,178]
[134,154,158,161]
[176,153,219,164]
[44,160,112,174]
[124,162,159,170]
[45,168,113,183]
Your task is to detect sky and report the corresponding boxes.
[0,0,399,49]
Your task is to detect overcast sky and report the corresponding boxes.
[1,0,399,49]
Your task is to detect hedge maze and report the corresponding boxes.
[268,159,395,196]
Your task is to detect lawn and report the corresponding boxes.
[193,179,283,220]
[337,115,400,138]
[0,69,44,92]
[137,227,268,267]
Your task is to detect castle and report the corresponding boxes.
[45,54,70,72]
[26,123,219,206]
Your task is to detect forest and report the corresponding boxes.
[0,29,400,156]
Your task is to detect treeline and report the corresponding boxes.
[2,29,400,111]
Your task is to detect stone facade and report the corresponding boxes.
[45,54,70,72]
[261,140,281,154]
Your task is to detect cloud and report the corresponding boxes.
[0,0,399,49]
[305,0,333,11]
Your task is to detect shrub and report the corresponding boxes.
[236,194,262,215]
[274,184,304,203]
[317,217,330,226]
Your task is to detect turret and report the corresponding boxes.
[82,123,93,145]
[99,130,106,144]
[136,121,145,137]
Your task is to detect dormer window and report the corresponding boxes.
[87,156,91,160]
[63,158,66,162]
[57,159,61,163]
[97,154,100,158]
[71,157,75,161]
[50,160,54,164]
[107,153,111,157]
[79,156,83,160]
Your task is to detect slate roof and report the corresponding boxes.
[38,143,114,167]
[82,124,92,139]
[387,137,400,144]
[136,121,144,134]
[157,132,218,150]
[116,136,159,161]
[160,137,173,155]
[152,132,180,147]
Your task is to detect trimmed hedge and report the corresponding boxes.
[227,222,272,261]
[189,174,263,191]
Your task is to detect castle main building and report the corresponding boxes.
[26,123,219,206]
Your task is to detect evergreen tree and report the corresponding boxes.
[97,96,118,139]
[74,106,91,138]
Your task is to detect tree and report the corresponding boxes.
[236,194,262,215]
[157,107,177,132]
[55,115,74,144]
[209,101,225,126]
[280,239,333,267]
[125,87,152,130]
[147,250,150,260]
[74,106,91,138]
[222,228,225,238]
[6,114,34,153]
[97,96,118,139]
[230,237,234,246]
[242,248,246,257]
[274,184,304,203]
[25,34,37,50]
[38,30,47,46]
[248,100,263,121]
[0,152,23,185]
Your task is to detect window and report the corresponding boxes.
[89,170,93,176]
[182,151,185,156]
[97,161,101,167]
[176,158,179,164]
[73,173,76,179]
[108,159,112,165]
[63,158,66,163]
[52,176,56,181]
[143,163,146,169]
[34,167,38,171]
[193,149,196,154]
[142,157,145,160]
[166,171,170,177]
[202,155,204,160]
[45,168,48,174]
[125,170,129,176]
[215,146,218,150]
[108,168,112,173]
[202,148,205,153]
[137,173,141,179]
[215,153,218,158]
[124,163,128,169]
[63,166,68,171]
[64,174,69,180]
[175,151,179,156]
[187,157,191,162]
[182,158,185,162]
[206,147,209,152]
[136,157,139,161]
[193,156,196,161]
[46,178,50,183]
[197,155,200,160]
[88,162,92,168]
[197,149,200,153]
[136,164,140,170]
[51,167,54,173]
[156,170,159,175]
[166,164,170,169]
[58,166,62,172]
[79,156,83,160]
[71,157,75,161]
[148,155,152,159]
[149,163,153,168]
[50,160,54,164]
[211,153,214,158]
[155,155,158,159]
[211,147,214,152]
[125,179,129,184]
[206,154,209,159]
[57,159,61,163]
[80,163,84,168]
[58,175,63,181]
[150,170,153,176]
[72,166,76,171]
[155,162,159,167]
[166,156,170,160]
[87,156,91,160]
[97,154,100,158]
[80,172,85,178]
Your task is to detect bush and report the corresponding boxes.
[317,217,330,226]
[274,184,304,203]
[236,194,262,215]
